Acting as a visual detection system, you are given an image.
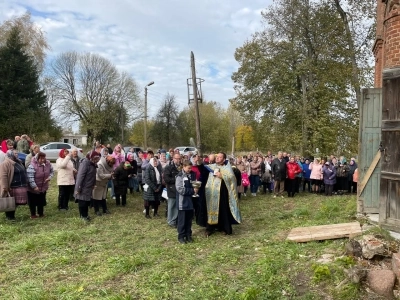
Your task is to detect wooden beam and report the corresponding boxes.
[357,150,381,198]
[286,222,361,243]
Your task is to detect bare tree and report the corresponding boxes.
[51,51,142,141]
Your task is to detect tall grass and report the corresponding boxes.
[0,182,364,299]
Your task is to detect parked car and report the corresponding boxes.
[174,146,198,156]
[40,142,84,161]
[123,146,143,155]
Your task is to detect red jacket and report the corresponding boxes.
[286,161,301,179]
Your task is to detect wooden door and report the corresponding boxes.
[379,69,400,230]
[358,88,382,213]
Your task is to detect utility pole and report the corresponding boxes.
[191,51,202,156]
[144,81,154,150]
[121,102,124,144]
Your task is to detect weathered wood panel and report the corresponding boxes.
[286,222,361,243]
[358,88,382,213]
[379,70,400,232]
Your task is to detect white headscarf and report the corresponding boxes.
[149,158,161,184]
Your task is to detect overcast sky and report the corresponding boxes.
[1,0,272,118]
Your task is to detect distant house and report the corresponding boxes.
[60,134,87,147]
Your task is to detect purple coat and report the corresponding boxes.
[322,164,336,185]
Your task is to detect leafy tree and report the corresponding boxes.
[177,101,230,153]
[128,119,154,148]
[0,12,50,72]
[231,0,366,156]
[0,26,59,140]
[235,125,256,151]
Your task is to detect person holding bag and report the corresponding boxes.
[0,150,28,221]
[27,152,54,219]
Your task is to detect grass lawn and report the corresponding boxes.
[0,181,365,300]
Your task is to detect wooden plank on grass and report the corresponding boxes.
[286,222,361,243]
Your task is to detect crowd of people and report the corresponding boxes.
[230,151,358,198]
[0,136,358,243]
[0,139,244,244]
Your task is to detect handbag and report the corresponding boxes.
[262,172,271,183]
[0,192,16,212]
[241,173,250,187]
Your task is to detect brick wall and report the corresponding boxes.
[383,0,400,69]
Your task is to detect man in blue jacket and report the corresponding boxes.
[302,158,312,192]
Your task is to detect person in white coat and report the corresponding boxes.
[56,149,75,210]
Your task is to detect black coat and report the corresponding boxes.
[113,163,130,195]
[271,158,287,181]
[143,164,162,202]
[163,162,180,198]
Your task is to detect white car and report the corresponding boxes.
[174,146,198,156]
[40,142,84,161]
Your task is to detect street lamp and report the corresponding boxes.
[144,81,154,150]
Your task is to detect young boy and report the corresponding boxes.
[175,160,198,244]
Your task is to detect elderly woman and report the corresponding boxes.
[1,139,14,153]
[0,150,28,220]
[125,153,138,194]
[56,149,75,211]
[143,157,162,218]
[75,151,100,221]
[322,161,336,196]
[159,152,168,169]
[93,155,115,216]
[309,158,323,194]
[25,144,40,168]
[110,145,125,199]
[27,152,54,218]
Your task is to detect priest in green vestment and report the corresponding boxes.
[205,152,241,235]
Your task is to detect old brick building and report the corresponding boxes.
[373,0,400,87]
[371,0,400,231]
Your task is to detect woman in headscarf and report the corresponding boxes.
[159,152,168,169]
[25,144,40,168]
[1,139,14,153]
[75,151,100,221]
[56,149,75,211]
[126,153,138,194]
[110,145,125,199]
[113,161,131,206]
[93,155,115,216]
[0,149,28,220]
[27,152,54,218]
[322,161,336,196]
[100,147,109,157]
[143,157,162,218]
